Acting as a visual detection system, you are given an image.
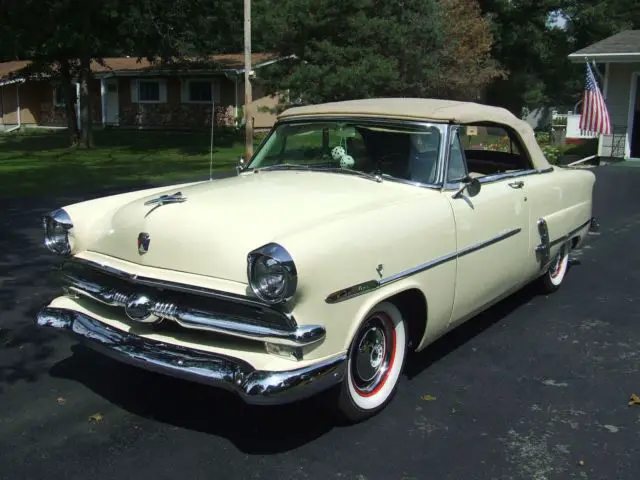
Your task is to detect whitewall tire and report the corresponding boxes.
[337,301,407,422]
[539,242,570,293]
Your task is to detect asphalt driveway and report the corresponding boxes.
[1,165,639,480]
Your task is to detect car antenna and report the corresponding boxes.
[209,101,215,181]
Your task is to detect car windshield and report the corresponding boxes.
[247,120,446,185]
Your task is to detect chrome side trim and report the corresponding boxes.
[65,276,325,347]
[36,307,346,406]
[535,218,551,268]
[549,217,594,248]
[326,227,521,304]
[536,216,595,270]
[442,167,554,191]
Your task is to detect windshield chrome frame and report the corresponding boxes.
[244,116,451,190]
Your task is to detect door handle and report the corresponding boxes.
[508,181,524,189]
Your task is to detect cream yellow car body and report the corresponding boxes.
[36,98,597,411]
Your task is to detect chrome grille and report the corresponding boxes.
[57,259,326,348]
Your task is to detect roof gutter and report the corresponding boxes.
[568,52,640,63]
[0,77,26,87]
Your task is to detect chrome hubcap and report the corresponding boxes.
[350,314,394,394]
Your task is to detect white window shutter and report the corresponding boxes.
[159,79,167,103]
[181,79,188,103]
[131,79,139,103]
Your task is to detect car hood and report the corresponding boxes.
[86,170,418,283]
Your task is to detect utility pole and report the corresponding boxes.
[243,0,253,158]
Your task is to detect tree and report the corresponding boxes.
[253,0,503,109]
[563,0,640,50]
[478,0,640,117]
[254,0,443,106]
[477,0,572,115]
[435,0,506,101]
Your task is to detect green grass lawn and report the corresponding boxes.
[0,128,265,198]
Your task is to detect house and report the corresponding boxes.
[569,30,640,160]
[0,53,288,131]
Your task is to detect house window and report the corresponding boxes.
[131,79,166,103]
[182,79,220,104]
[138,81,160,102]
[189,81,212,102]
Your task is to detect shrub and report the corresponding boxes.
[542,145,561,164]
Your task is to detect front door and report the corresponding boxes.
[445,126,531,327]
[104,79,119,125]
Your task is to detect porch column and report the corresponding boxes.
[598,62,611,158]
[100,77,106,126]
[75,82,81,130]
[234,74,239,124]
[16,83,21,126]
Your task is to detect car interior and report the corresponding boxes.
[255,121,535,185]
[458,123,534,178]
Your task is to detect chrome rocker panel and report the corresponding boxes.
[36,307,347,406]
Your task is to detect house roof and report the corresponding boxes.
[278,98,551,170]
[0,60,30,80]
[569,30,640,61]
[0,53,282,80]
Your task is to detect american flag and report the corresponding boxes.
[579,62,611,136]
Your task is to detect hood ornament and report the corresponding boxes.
[144,191,187,207]
[138,232,150,254]
[144,191,187,217]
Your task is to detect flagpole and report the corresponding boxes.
[244,0,253,160]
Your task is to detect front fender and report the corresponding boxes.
[279,188,457,361]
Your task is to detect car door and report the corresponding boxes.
[445,126,531,328]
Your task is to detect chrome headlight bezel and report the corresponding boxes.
[43,208,73,255]
[247,243,298,305]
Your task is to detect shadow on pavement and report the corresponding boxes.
[0,200,65,393]
[404,282,543,379]
[50,345,340,454]
[45,275,562,454]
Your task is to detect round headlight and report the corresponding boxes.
[43,209,73,255]
[247,243,297,304]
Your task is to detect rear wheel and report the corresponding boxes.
[538,242,570,293]
[337,301,407,423]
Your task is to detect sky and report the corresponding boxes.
[548,10,568,29]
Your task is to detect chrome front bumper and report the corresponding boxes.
[36,307,347,406]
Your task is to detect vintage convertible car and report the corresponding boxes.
[36,98,597,422]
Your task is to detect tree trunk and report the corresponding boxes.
[59,59,79,146]
[79,56,93,149]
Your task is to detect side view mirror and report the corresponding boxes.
[236,156,247,174]
[452,176,481,199]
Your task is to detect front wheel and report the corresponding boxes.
[337,301,407,423]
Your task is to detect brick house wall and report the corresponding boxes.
[116,75,237,129]
[1,80,46,125]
